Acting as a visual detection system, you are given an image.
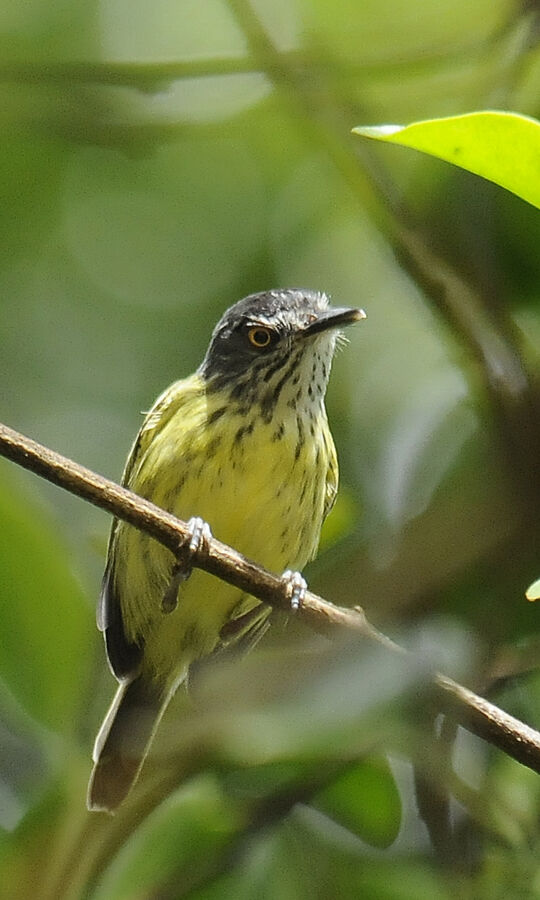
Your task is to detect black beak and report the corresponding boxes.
[302,306,366,337]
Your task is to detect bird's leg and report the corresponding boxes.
[161,516,212,613]
[161,563,185,614]
[281,569,307,612]
[185,516,213,563]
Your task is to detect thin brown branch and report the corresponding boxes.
[1,420,540,776]
[0,422,391,639]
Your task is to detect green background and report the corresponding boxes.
[0,0,539,897]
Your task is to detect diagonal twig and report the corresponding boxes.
[1,420,540,774]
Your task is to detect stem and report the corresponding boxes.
[1,420,540,776]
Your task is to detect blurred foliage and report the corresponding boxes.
[0,0,539,897]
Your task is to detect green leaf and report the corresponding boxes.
[526,578,540,601]
[91,776,241,900]
[0,466,93,734]
[353,111,540,208]
[311,756,402,849]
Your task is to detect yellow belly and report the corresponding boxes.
[112,383,334,690]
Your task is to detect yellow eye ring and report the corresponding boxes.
[247,326,273,348]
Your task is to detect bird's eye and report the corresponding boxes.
[247,326,274,349]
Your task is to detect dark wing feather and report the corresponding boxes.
[97,379,189,681]
[99,564,143,679]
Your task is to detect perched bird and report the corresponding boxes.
[88,288,364,811]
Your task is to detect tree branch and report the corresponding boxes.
[1,420,540,774]
[0,47,494,89]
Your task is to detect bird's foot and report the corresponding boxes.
[186,516,212,557]
[161,517,212,613]
[281,569,307,612]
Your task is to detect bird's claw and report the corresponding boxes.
[182,516,212,579]
[161,517,212,613]
[281,569,307,612]
[187,516,212,556]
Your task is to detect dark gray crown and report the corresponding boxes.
[200,288,329,381]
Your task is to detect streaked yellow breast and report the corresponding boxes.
[112,373,336,690]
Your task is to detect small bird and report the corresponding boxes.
[88,288,364,811]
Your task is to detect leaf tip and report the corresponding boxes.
[352,124,403,139]
[526,578,540,601]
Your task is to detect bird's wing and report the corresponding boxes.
[97,376,200,678]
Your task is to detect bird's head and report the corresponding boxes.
[199,288,365,419]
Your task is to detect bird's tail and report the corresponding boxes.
[87,675,165,812]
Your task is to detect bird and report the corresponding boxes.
[87,288,364,811]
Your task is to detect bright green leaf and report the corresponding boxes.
[353,111,540,208]
[526,578,540,601]
[0,466,93,734]
[311,756,402,849]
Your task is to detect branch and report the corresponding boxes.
[1,420,540,775]
[0,47,491,89]
[0,422,390,641]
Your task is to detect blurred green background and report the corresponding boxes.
[0,0,539,897]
